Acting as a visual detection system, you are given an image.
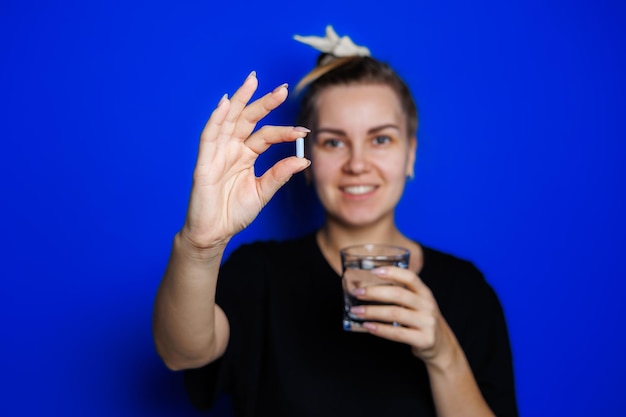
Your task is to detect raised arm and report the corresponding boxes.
[152,72,310,370]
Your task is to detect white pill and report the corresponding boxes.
[296,137,305,158]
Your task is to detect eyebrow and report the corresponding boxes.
[316,124,401,136]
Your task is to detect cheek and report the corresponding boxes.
[310,158,334,187]
[380,154,411,179]
[310,149,338,182]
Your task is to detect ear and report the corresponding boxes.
[406,136,417,179]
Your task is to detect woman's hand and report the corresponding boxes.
[349,268,497,417]
[182,72,311,250]
[348,267,460,367]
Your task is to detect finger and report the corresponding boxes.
[255,156,311,206]
[233,83,289,140]
[363,320,435,349]
[353,284,419,310]
[226,71,259,122]
[199,94,231,143]
[351,305,436,344]
[352,305,435,331]
[372,267,433,295]
[245,125,310,155]
[352,279,438,314]
[196,95,231,166]
[221,71,260,137]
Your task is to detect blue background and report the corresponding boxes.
[1,0,625,416]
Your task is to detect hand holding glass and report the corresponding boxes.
[340,244,410,332]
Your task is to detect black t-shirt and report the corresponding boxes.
[185,234,518,417]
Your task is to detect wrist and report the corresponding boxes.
[175,230,229,263]
[419,323,465,374]
[423,343,463,374]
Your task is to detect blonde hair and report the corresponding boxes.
[295,55,419,138]
[294,56,357,93]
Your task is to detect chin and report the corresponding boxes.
[331,211,393,229]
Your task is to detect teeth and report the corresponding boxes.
[343,185,375,195]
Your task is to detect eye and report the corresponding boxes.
[321,138,345,148]
[372,135,392,145]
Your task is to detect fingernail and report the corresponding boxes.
[372,267,388,276]
[272,83,288,93]
[217,93,228,106]
[247,70,257,79]
[350,306,365,315]
[352,288,365,296]
[363,322,377,331]
[296,159,311,173]
[294,126,311,133]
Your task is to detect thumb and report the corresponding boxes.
[256,157,311,205]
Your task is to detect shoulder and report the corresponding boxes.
[419,245,486,288]
[417,244,502,320]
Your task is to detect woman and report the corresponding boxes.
[153,27,517,417]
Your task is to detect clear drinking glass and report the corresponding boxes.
[340,243,410,332]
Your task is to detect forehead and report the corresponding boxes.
[315,84,405,130]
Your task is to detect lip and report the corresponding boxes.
[340,184,378,199]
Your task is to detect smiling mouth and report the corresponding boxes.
[341,185,376,195]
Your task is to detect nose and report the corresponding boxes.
[343,145,369,174]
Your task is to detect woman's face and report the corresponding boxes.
[309,83,417,228]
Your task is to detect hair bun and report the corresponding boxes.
[293,26,371,93]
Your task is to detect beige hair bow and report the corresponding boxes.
[293,25,371,58]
